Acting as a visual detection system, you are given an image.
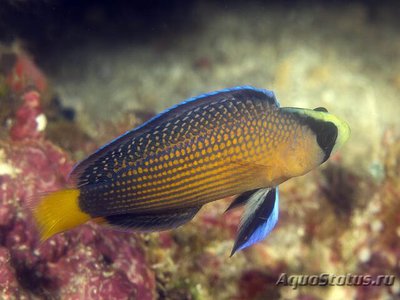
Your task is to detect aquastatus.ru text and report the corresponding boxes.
[276,273,396,289]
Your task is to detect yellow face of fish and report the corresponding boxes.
[274,107,350,182]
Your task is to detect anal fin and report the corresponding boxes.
[105,206,202,231]
[231,187,279,256]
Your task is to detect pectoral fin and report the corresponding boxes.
[225,189,259,212]
[231,187,279,256]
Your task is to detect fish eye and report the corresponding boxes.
[314,107,328,112]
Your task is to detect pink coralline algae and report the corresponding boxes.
[0,60,155,299]
[5,51,48,94]
[9,90,45,141]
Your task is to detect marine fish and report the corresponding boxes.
[33,86,350,256]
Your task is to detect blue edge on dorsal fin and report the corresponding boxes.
[231,187,279,256]
[83,86,278,154]
[68,85,279,183]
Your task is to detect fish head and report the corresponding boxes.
[278,107,350,176]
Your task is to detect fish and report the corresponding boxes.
[32,86,350,255]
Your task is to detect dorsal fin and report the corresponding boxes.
[69,86,279,186]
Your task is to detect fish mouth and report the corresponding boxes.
[330,116,350,155]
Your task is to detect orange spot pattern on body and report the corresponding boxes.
[79,97,322,216]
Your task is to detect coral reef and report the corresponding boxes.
[0,52,155,299]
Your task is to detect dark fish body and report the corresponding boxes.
[33,86,350,254]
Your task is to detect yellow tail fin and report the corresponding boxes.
[33,189,91,240]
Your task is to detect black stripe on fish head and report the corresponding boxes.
[303,117,338,163]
